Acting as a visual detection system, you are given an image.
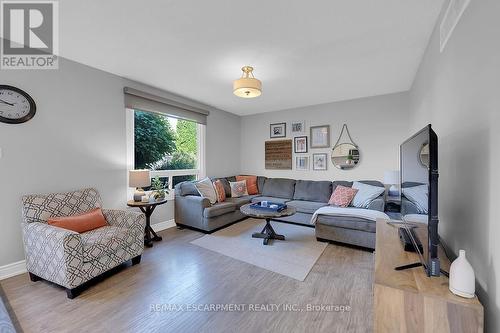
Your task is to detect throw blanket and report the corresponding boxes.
[311,206,390,224]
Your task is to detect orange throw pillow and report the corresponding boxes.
[236,175,258,195]
[328,185,359,208]
[213,180,226,203]
[48,208,108,233]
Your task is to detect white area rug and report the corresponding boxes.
[190,219,328,281]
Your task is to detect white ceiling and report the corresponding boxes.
[59,0,444,116]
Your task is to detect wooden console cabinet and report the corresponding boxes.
[374,219,483,332]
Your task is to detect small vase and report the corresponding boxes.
[449,250,475,298]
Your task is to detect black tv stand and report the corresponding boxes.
[395,262,424,271]
[394,261,449,277]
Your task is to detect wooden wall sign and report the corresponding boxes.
[265,140,292,169]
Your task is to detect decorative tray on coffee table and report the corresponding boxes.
[250,202,287,212]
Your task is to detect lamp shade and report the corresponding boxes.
[233,66,262,98]
[233,78,262,98]
[129,170,151,188]
[384,170,399,185]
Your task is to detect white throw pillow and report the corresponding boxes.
[194,177,217,204]
[351,181,385,208]
[402,185,428,214]
[229,180,248,198]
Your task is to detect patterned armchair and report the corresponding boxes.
[21,188,145,299]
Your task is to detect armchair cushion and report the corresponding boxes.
[81,226,135,262]
[101,209,145,229]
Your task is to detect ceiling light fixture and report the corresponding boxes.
[233,66,262,98]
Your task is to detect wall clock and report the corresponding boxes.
[0,85,36,124]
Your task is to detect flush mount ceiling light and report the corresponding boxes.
[233,66,262,98]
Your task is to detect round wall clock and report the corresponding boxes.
[0,85,36,124]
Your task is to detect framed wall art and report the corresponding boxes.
[291,120,305,134]
[312,153,328,170]
[265,140,292,169]
[310,125,330,148]
[295,156,309,171]
[270,123,286,138]
[294,136,308,153]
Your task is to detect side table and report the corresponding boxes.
[127,198,168,247]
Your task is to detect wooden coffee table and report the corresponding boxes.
[240,203,296,245]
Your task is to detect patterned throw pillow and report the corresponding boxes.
[236,175,258,195]
[229,180,248,198]
[213,180,226,203]
[328,185,359,207]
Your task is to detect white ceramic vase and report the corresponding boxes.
[449,250,475,298]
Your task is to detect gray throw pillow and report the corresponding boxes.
[402,185,428,214]
[194,177,217,204]
[351,181,385,208]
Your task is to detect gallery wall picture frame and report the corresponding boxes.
[270,123,286,138]
[291,120,306,134]
[294,136,308,153]
[310,125,330,148]
[313,153,328,171]
[295,156,309,171]
[265,140,293,169]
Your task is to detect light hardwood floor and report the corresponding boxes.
[1,226,374,333]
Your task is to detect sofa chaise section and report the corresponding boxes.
[314,181,385,249]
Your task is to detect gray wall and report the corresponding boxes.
[240,92,410,182]
[205,108,241,178]
[0,55,240,266]
[408,0,500,331]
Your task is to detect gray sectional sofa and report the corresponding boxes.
[174,176,386,249]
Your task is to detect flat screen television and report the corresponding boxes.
[400,124,440,277]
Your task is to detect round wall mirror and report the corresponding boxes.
[419,142,429,168]
[331,143,360,170]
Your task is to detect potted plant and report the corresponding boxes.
[151,176,169,200]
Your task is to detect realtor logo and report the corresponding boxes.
[1,0,58,69]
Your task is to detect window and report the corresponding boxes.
[127,109,205,194]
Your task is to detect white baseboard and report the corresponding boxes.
[0,219,176,281]
[151,219,176,232]
[0,260,27,280]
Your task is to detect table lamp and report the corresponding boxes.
[129,170,151,202]
[384,170,399,197]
